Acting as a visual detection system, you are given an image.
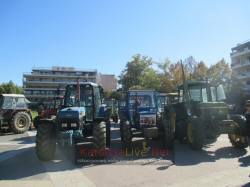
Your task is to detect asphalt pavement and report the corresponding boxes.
[0,124,249,187]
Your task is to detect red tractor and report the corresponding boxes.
[33,96,63,128]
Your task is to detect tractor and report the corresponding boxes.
[35,82,111,162]
[156,92,178,114]
[33,96,64,129]
[119,90,173,148]
[162,80,249,150]
[104,99,119,123]
[0,94,32,134]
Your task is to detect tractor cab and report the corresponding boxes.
[61,82,103,123]
[103,99,119,123]
[123,90,157,128]
[177,81,228,120]
[0,94,29,110]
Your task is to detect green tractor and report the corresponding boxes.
[163,80,249,150]
[104,99,119,123]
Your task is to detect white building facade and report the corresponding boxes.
[231,40,250,95]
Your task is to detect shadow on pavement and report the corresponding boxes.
[242,182,250,187]
[174,142,247,166]
[11,135,35,144]
[238,155,250,167]
[0,123,174,180]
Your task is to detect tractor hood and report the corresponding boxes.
[58,107,85,121]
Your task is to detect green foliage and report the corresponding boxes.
[0,81,23,94]
[119,54,233,93]
[141,68,161,91]
[119,54,152,90]
[207,59,231,85]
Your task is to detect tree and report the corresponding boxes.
[141,68,161,91]
[192,61,208,80]
[207,59,231,85]
[157,58,175,92]
[0,81,23,94]
[119,54,152,90]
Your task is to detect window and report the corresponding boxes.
[2,97,14,109]
[129,95,154,108]
[64,84,94,107]
[16,97,27,109]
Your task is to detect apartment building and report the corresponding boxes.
[23,66,97,104]
[231,40,250,95]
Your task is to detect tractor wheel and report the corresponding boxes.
[121,121,132,148]
[162,117,174,149]
[93,122,106,149]
[11,112,31,134]
[187,119,205,150]
[228,115,248,149]
[228,134,248,149]
[36,122,56,161]
[175,120,186,143]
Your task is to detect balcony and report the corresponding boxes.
[236,72,250,80]
[24,87,66,91]
[23,80,96,86]
[231,60,250,69]
[231,47,250,58]
[23,73,97,79]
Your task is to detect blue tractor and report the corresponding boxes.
[119,90,174,148]
[35,82,111,161]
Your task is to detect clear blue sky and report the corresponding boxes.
[0,0,249,85]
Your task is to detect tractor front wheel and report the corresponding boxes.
[36,121,56,161]
[93,122,106,149]
[162,117,174,149]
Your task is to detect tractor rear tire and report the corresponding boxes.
[93,122,106,149]
[162,118,174,149]
[121,121,132,148]
[36,122,56,161]
[187,118,205,150]
[11,112,31,134]
[228,116,248,149]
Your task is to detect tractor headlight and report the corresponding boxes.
[71,123,77,127]
[61,123,67,128]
